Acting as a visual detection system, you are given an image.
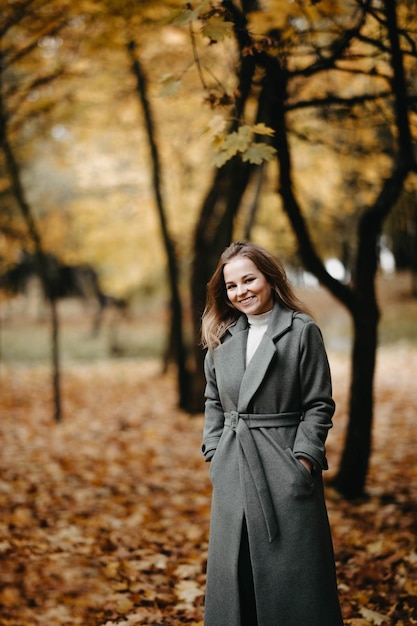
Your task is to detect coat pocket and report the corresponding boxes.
[255,429,316,499]
[284,447,316,496]
[208,430,227,482]
[285,448,314,482]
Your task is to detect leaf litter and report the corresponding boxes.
[0,346,416,625]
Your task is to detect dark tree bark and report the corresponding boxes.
[0,0,71,422]
[333,0,417,496]
[189,157,255,411]
[0,99,62,422]
[412,203,417,297]
[335,166,409,498]
[127,40,191,409]
[244,165,265,240]
[188,0,259,411]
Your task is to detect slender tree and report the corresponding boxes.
[0,0,69,421]
[127,38,190,409]
[333,0,416,496]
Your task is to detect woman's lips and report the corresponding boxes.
[239,296,255,305]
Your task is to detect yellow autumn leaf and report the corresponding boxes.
[158,74,182,97]
[201,16,234,42]
[252,122,275,136]
[212,125,252,166]
[241,142,276,164]
[175,579,204,604]
[221,125,252,153]
[116,596,134,613]
[360,607,388,625]
[212,148,232,167]
[167,6,201,27]
[404,577,417,595]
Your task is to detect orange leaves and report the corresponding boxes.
[1,348,417,624]
[0,360,209,624]
[325,348,417,626]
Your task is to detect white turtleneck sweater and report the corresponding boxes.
[246,309,272,365]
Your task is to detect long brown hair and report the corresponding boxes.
[201,241,311,350]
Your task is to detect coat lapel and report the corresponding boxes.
[213,302,295,412]
[238,303,294,412]
[214,315,248,406]
[238,335,276,412]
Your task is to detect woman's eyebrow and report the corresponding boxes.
[225,273,255,285]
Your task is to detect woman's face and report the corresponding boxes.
[223,256,273,316]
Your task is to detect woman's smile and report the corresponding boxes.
[239,295,256,306]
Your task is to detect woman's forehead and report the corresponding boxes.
[223,256,259,281]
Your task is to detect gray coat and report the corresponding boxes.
[201,302,344,626]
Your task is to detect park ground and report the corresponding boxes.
[0,272,416,625]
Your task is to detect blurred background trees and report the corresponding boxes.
[0,0,79,421]
[1,0,416,498]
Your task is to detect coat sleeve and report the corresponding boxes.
[292,320,335,471]
[201,349,225,462]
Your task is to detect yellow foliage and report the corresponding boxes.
[2,0,416,301]
[1,341,417,623]
[201,16,234,42]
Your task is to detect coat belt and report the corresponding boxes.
[224,411,302,430]
[224,411,302,543]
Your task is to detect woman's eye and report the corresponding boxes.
[226,284,236,290]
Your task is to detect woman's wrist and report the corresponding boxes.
[298,457,313,474]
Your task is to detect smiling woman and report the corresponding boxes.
[200,241,344,626]
[201,240,311,352]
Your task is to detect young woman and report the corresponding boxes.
[201,241,344,626]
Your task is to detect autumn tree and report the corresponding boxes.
[126,40,190,409]
[77,0,191,406]
[170,0,417,497]
[1,0,202,412]
[0,0,76,420]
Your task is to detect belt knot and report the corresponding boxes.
[229,410,239,430]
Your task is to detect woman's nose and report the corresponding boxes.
[237,283,247,295]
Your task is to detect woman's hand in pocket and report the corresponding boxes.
[298,457,313,474]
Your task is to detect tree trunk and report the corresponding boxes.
[335,308,378,498]
[333,164,410,497]
[189,2,258,412]
[244,164,264,239]
[412,203,417,297]
[189,157,254,412]
[0,71,62,421]
[50,294,62,422]
[333,0,416,497]
[333,203,381,497]
[128,40,190,409]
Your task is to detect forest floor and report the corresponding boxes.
[0,273,417,625]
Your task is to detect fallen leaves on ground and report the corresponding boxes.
[0,346,416,625]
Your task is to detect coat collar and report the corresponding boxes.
[226,300,293,339]
[214,301,294,412]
